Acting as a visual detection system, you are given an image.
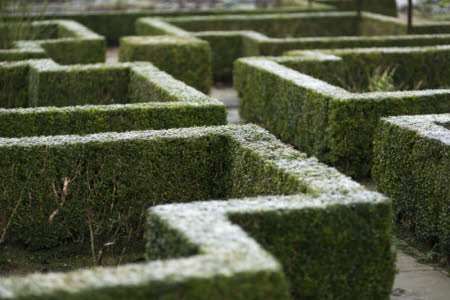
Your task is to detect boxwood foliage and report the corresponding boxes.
[373,114,450,259]
[135,12,450,81]
[119,35,212,94]
[234,46,450,178]
[1,4,335,45]
[0,59,225,137]
[0,125,394,300]
[0,20,106,64]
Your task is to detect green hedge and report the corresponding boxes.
[2,5,333,45]
[235,46,450,178]
[0,20,105,64]
[373,114,450,259]
[193,31,262,81]
[162,12,360,38]
[135,12,360,81]
[0,59,225,138]
[0,125,394,299]
[119,35,212,93]
[259,33,450,56]
[285,47,450,91]
[135,12,450,81]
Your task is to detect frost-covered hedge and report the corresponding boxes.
[119,35,212,93]
[0,59,225,137]
[373,114,450,259]
[0,125,394,300]
[135,12,450,81]
[0,20,105,64]
[235,46,450,178]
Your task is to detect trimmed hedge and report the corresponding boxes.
[119,35,212,93]
[0,59,225,137]
[2,4,334,45]
[135,12,450,81]
[161,12,360,38]
[0,125,394,299]
[234,46,450,178]
[373,114,450,259]
[0,20,105,64]
[285,46,450,91]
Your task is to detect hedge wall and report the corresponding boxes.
[373,114,450,259]
[235,46,450,178]
[0,125,394,300]
[285,46,450,91]
[135,12,450,81]
[119,35,212,93]
[0,20,105,64]
[1,5,334,45]
[0,59,225,137]
[162,12,360,38]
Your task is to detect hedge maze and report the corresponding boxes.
[1,2,450,299]
[4,4,335,44]
[235,46,450,178]
[0,20,105,64]
[0,125,394,299]
[132,11,450,83]
[0,59,225,137]
[373,114,450,259]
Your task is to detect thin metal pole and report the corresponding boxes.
[407,0,413,33]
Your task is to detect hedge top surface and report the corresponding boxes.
[379,113,450,145]
[285,44,450,56]
[163,11,357,23]
[276,32,450,43]
[121,35,207,46]
[0,124,386,299]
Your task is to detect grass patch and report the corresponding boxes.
[334,65,427,93]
